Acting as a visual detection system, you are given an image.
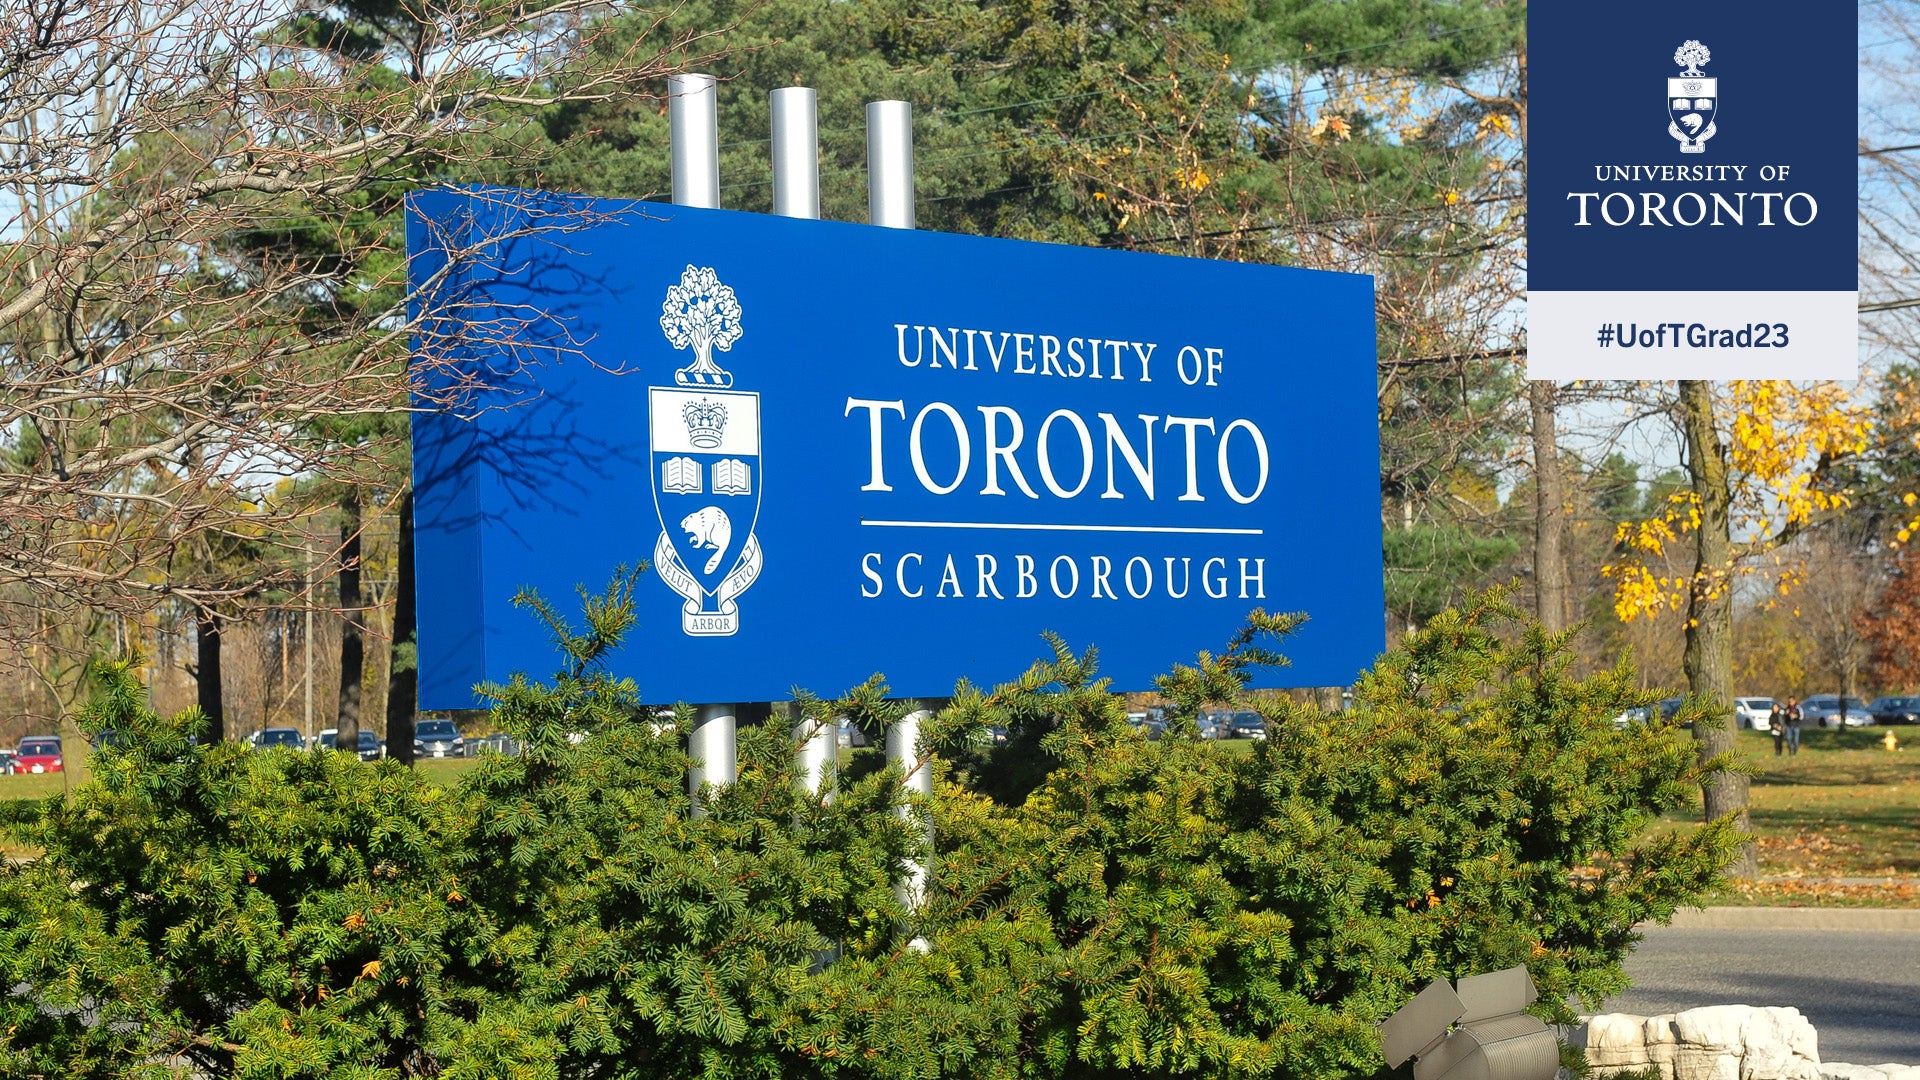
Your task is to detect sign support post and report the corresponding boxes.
[773,86,836,801]
[866,101,913,229]
[889,704,934,929]
[669,73,720,210]
[670,72,737,815]
[866,100,934,932]
[771,87,820,221]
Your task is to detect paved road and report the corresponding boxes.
[1599,922,1920,1065]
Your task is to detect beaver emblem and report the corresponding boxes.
[680,506,733,574]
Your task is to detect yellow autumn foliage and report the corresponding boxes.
[1605,381,1872,622]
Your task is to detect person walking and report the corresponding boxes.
[1770,699,1788,756]
[1784,696,1802,756]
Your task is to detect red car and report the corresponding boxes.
[12,736,63,774]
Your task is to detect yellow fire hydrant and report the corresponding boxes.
[1885,729,1901,752]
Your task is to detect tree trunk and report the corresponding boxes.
[1679,379,1757,879]
[1529,381,1568,633]
[386,490,417,766]
[336,493,364,749]
[196,610,225,743]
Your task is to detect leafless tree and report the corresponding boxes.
[0,0,723,727]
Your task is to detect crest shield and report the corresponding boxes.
[649,265,762,637]
[650,388,762,635]
[1667,77,1717,152]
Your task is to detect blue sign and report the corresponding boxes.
[1528,1,1857,380]
[408,188,1383,707]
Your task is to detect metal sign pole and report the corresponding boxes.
[867,100,931,934]
[671,72,735,815]
[888,704,934,923]
[771,87,820,221]
[866,101,914,229]
[772,86,837,803]
[669,73,720,210]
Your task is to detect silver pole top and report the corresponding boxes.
[670,73,720,209]
[866,100,914,229]
[771,87,820,220]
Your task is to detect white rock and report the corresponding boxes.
[1675,1043,1742,1080]
[1578,1005,1831,1080]
[1590,1045,1657,1069]
[1675,1005,1755,1051]
[1586,1013,1658,1068]
[1739,1006,1821,1080]
[1587,1013,1655,1050]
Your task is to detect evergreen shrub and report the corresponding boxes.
[0,584,1734,1078]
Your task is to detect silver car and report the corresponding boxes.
[413,719,468,757]
[1798,695,1872,727]
[1733,697,1777,730]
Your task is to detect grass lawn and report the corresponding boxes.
[415,756,483,783]
[1676,727,1920,907]
[0,771,70,802]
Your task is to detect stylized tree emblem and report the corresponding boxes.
[1673,40,1711,77]
[660,264,743,387]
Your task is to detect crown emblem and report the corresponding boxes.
[683,398,728,448]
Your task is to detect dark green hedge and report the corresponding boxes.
[0,584,1733,1079]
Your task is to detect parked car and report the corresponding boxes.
[1200,710,1231,740]
[315,728,382,760]
[89,728,133,751]
[249,728,306,750]
[13,736,63,774]
[1799,695,1873,727]
[1229,710,1267,740]
[470,733,522,756]
[413,718,467,758]
[1868,696,1920,725]
[1656,697,1687,722]
[0,749,15,775]
[1611,706,1652,730]
[1733,697,1778,731]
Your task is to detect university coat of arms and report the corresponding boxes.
[1667,39,1717,154]
[649,266,762,636]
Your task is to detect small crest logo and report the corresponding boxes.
[1666,39,1717,154]
[649,266,763,636]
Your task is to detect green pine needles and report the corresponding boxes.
[0,585,1734,1079]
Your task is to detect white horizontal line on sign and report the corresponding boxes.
[861,520,1265,536]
